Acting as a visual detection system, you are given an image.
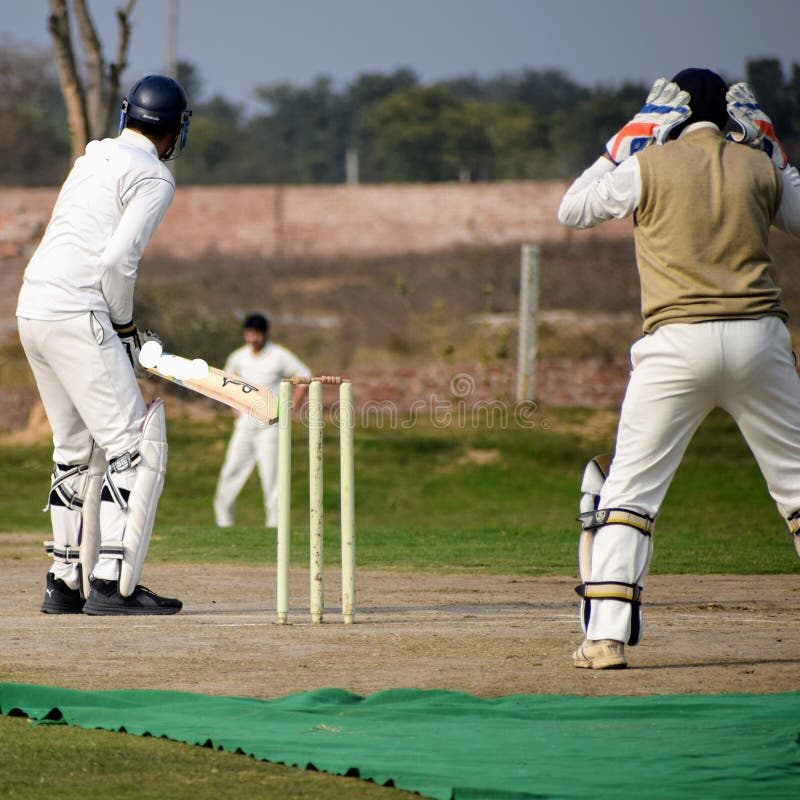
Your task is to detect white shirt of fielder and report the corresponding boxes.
[214,339,312,527]
[224,342,312,428]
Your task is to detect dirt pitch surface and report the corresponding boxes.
[2,534,799,699]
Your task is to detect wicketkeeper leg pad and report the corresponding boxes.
[785,509,800,559]
[576,507,654,646]
[577,454,613,582]
[579,454,613,509]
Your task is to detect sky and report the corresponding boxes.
[1,0,798,110]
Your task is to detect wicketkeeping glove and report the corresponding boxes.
[726,82,788,170]
[605,78,691,165]
[113,321,162,378]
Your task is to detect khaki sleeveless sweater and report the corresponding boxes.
[634,127,784,332]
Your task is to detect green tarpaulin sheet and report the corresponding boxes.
[1,683,798,799]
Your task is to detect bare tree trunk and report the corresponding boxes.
[108,1,137,134]
[72,0,107,140]
[47,0,137,161]
[48,0,89,160]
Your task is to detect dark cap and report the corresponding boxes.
[671,68,728,133]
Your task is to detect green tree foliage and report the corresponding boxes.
[746,58,800,163]
[367,86,489,181]
[342,69,420,181]
[2,45,798,186]
[244,69,420,184]
[179,94,245,183]
[0,41,70,185]
[548,85,644,177]
[249,77,345,182]
[446,67,590,115]
[483,103,546,179]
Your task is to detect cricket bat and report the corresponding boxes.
[138,341,279,425]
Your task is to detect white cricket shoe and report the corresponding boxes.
[572,639,627,669]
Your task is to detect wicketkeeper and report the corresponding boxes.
[558,68,800,668]
[16,75,192,615]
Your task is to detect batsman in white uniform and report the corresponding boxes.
[16,75,192,615]
[214,313,311,528]
[558,68,800,668]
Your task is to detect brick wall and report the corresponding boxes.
[0,181,630,262]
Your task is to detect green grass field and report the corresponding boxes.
[2,407,798,574]
[2,407,798,799]
[0,714,414,800]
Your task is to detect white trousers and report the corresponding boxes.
[214,423,279,527]
[18,312,147,586]
[588,317,800,642]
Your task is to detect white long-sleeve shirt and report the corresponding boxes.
[16,128,175,325]
[225,342,312,428]
[558,122,800,238]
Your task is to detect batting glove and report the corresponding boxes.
[114,321,162,378]
[726,82,788,170]
[605,78,691,165]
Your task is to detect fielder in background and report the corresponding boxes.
[558,68,800,669]
[16,75,192,615]
[214,313,312,528]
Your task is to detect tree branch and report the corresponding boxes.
[47,0,89,159]
[108,0,137,134]
[72,0,108,139]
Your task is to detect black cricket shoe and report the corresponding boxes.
[82,578,182,616]
[41,572,84,614]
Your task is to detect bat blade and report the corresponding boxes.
[143,349,278,425]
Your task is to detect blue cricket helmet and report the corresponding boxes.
[119,74,192,159]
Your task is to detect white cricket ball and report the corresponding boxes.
[139,340,163,369]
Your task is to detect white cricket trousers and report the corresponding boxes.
[214,423,279,527]
[17,312,147,585]
[589,317,800,643]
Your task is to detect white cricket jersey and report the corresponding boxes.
[16,128,175,325]
[225,342,312,427]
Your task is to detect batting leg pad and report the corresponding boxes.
[576,508,654,646]
[113,399,168,597]
[79,444,107,599]
[43,462,88,514]
[43,462,90,591]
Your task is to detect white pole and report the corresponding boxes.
[345,149,359,185]
[276,380,293,624]
[516,244,540,403]
[339,381,355,623]
[308,380,324,623]
[167,0,179,78]
[165,0,180,179]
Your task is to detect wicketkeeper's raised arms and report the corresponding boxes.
[726,82,788,170]
[604,77,691,164]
